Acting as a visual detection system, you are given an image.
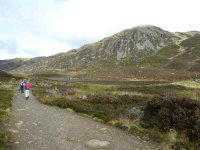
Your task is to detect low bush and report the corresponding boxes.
[0,131,11,150]
[57,86,75,95]
[171,141,190,150]
[33,86,148,123]
[142,95,200,144]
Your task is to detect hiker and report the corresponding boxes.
[20,80,24,93]
[25,80,31,100]
[18,79,22,92]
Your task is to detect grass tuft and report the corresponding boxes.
[66,108,75,113]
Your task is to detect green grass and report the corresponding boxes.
[0,70,16,149]
[66,108,75,113]
[165,35,200,71]
[180,34,200,48]
[165,48,200,70]
[0,70,15,82]
[116,83,199,100]
[0,131,11,150]
[142,45,180,64]
[0,93,13,150]
[70,82,109,94]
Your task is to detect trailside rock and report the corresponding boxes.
[86,139,110,148]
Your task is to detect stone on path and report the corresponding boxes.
[7,129,19,133]
[14,141,20,145]
[15,121,23,127]
[86,139,110,148]
[100,128,108,134]
[28,140,34,144]
[65,137,76,142]
[100,128,108,131]
[16,109,26,111]
[32,122,37,126]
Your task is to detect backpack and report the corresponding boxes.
[25,83,31,90]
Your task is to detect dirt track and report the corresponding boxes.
[5,92,160,150]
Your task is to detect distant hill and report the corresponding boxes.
[0,58,29,71]
[1,25,200,80]
[0,70,15,82]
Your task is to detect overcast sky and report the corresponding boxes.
[0,0,199,60]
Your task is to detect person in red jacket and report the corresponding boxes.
[25,81,31,100]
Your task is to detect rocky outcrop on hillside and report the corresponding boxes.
[99,25,178,61]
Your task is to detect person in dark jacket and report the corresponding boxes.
[20,80,24,93]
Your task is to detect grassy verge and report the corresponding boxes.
[0,70,16,149]
[0,88,14,149]
[0,89,14,122]
[0,131,11,150]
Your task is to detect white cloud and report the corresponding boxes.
[0,0,200,59]
[0,50,31,60]
[47,0,200,36]
[16,33,74,56]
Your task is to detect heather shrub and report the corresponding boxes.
[33,87,147,122]
[69,94,144,122]
[142,95,200,143]
[57,86,75,95]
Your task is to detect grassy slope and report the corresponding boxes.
[142,45,180,64]
[0,70,16,149]
[72,42,200,81]
[0,59,28,71]
[165,34,200,70]
[75,33,200,81]
[0,70,14,82]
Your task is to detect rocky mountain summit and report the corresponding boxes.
[1,25,200,79]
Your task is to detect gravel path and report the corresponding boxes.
[5,92,160,150]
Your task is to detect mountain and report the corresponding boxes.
[0,58,29,71]
[1,25,200,80]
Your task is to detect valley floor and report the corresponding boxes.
[4,91,160,150]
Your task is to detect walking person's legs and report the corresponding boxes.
[20,86,23,93]
[27,90,30,99]
[25,90,30,100]
[25,90,28,100]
